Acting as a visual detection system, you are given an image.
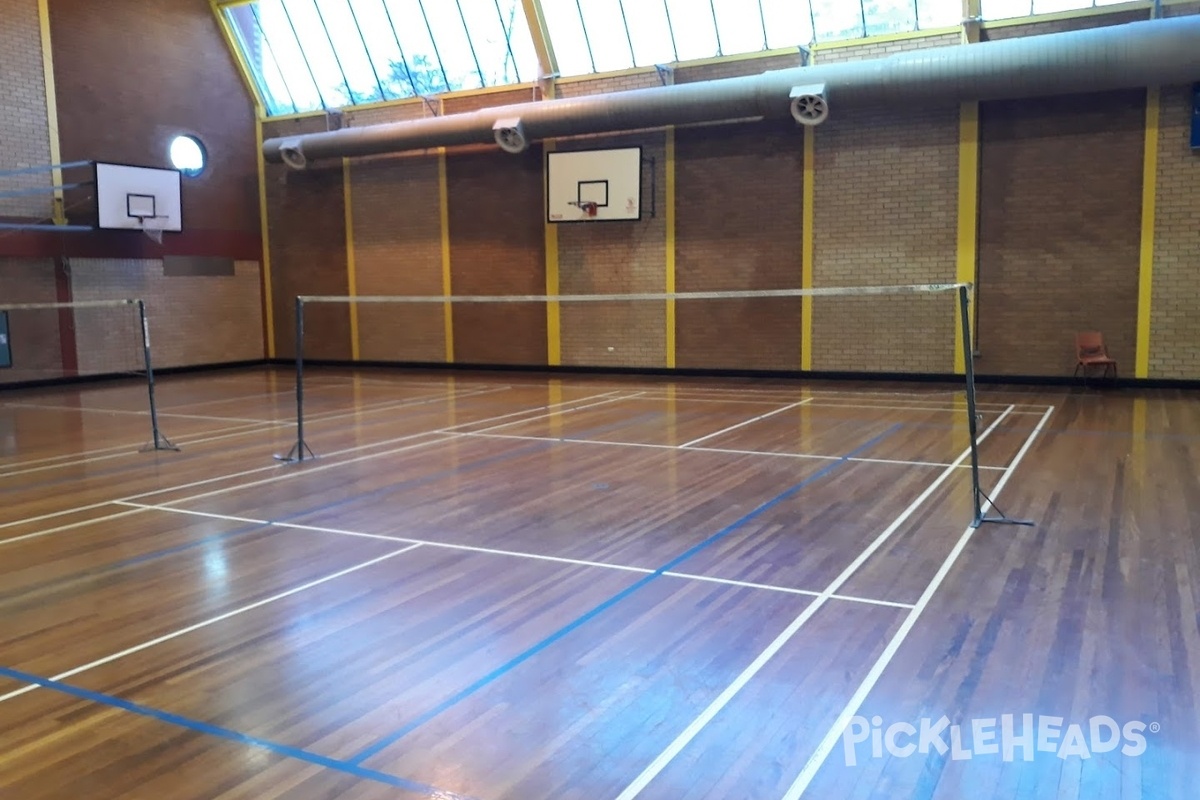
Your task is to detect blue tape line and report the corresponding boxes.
[348,422,902,765]
[0,665,477,799]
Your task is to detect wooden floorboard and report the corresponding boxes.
[1,369,1197,799]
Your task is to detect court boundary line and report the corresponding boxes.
[0,543,424,706]
[113,501,917,611]
[0,385,511,478]
[451,431,1010,472]
[344,424,903,766]
[132,393,639,511]
[679,399,812,448]
[612,404,1019,800]
[2,401,278,425]
[778,405,1055,799]
[0,391,631,543]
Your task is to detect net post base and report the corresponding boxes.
[274,440,316,463]
[140,435,180,453]
[971,487,1035,529]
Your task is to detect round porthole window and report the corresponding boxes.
[169,134,206,177]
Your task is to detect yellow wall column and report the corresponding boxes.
[1136,87,1160,379]
[954,101,980,374]
[665,128,677,369]
[800,124,815,371]
[256,118,276,358]
[438,148,455,363]
[545,140,561,365]
[342,157,360,360]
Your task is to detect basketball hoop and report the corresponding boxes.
[580,201,598,218]
[138,216,169,244]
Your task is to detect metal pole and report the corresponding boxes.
[296,296,306,460]
[958,285,984,526]
[138,300,178,452]
[276,297,314,463]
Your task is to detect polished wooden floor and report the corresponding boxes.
[0,368,1196,799]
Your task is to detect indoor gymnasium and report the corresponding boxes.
[1,1,1199,798]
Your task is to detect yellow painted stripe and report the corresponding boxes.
[438,149,454,363]
[801,124,815,371]
[954,101,980,375]
[342,158,360,360]
[255,117,276,358]
[544,139,562,366]
[211,0,264,118]
[36,0,65,225]
[1136,86,1160,379]
[665,128,677,370]
[520,0,558,77]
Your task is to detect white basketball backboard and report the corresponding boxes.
[95,162,183,232]
[547,147,641,223]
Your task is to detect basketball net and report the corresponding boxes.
[141,216,167,244]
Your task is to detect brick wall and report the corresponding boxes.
[262,118,351,360]
[813,31,961,63]
[350,154,446,362]
[557,132,667,368]
[1149,84,1200,379]
[556,73,662,98]
[976,91,1145,376]
[0,259,62,383]
[675,120,804,370]
[49,0,259,234]
[258,14,1200,381]
[446,148,547,365]
[811,104,960,373]
[980,9,1148,40]
[67,259,264,371]
[0,0,53,220]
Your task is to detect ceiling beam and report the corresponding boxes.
[520,0,559,83]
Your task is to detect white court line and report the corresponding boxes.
[0,543,423,706]
[780,405,1054,799]
[679,400,811,448]
[631,394,1041,415]
[613,405,1018,800]
[2,402,276,425]
[0,385,509,488]
[451,431,1009,472]
[627,385,1029,407]
[133,393,637,510]
[0,507,152,547]
[0,389,615,536]
[0,417,291,477]
[116,502,913,612]
[0,385,509,474]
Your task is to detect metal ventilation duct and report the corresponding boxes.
[264,16,1200,167]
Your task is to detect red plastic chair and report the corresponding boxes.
[1074,331,1117,380]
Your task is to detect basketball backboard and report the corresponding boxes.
[547,147,641,223]
[95,162,183,232]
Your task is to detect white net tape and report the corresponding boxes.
[300,283,972,305]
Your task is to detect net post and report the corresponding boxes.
[276,296,315,463]
[137,300,178,453]
[958,286,985,526]
[958,285,1033,529]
